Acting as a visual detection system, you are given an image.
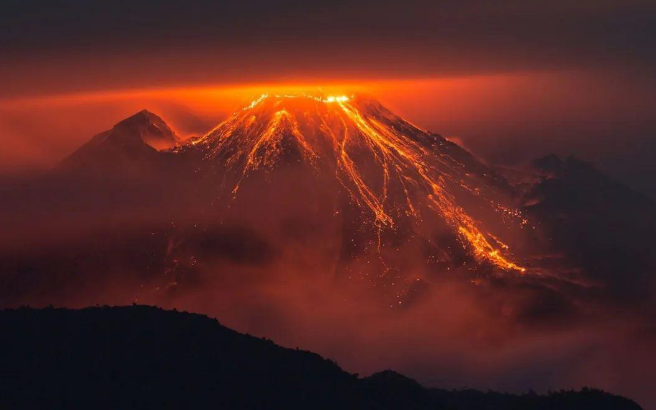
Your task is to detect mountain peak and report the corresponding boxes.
[60,110,177,173]
[115,109,163,127]
[112,109,179,150]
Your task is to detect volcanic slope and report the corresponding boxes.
[180,94,530,279]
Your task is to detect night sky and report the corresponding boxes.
[2,0,655,91]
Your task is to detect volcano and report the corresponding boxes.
[3,92,654,309]
[180,94,527,275]
[0,93,536,307]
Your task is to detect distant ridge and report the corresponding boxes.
[113,110,180,151]
[0,306,643,410]
[59,110,178,173]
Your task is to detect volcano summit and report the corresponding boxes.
[182,94,527,274]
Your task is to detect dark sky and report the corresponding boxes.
[1,0,655,95]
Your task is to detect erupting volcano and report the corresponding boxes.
[2,93,543,309]
[181,94,527,276]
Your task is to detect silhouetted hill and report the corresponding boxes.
[0,306,642,409]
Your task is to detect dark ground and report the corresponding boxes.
[0,305,643,409]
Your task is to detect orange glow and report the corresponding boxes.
[3,71,642,193]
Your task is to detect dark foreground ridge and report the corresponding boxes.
[0,306,642,409]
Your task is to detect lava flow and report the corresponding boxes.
[185,93,526,273]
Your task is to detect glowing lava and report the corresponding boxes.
[324,95,350,103]
[187,93,526,273]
